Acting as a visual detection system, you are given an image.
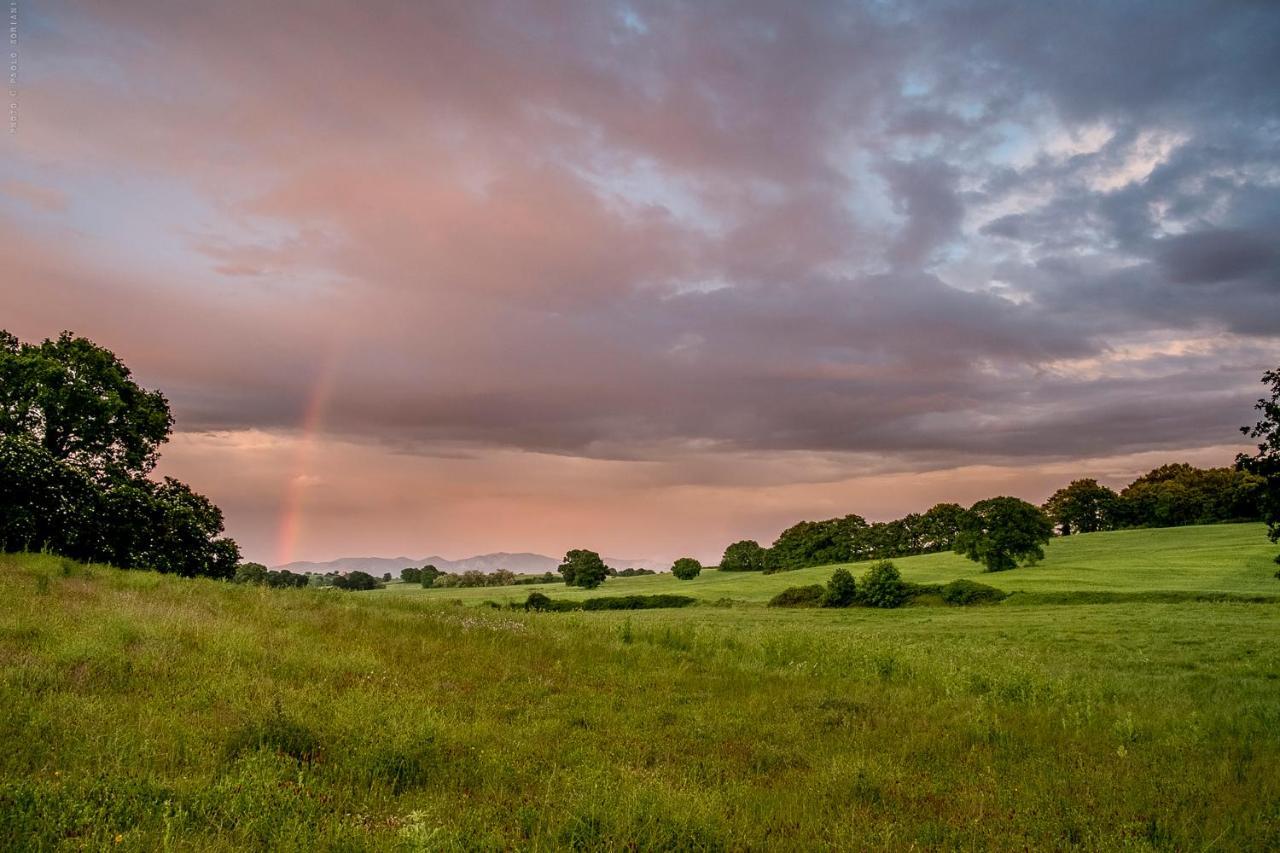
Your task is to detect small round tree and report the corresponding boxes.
[719,539,768,572]
[955,496,1053,572]
[558,549,609,589]
[822,567,857,607]
[671,557,702,580]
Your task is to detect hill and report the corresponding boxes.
[394,522,1280,605]
[2,526,1278,848]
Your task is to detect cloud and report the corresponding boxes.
[4,0,1279,560]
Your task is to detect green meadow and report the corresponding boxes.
[3,524,1280,850]
[389,522,1280,605]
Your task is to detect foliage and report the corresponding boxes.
[1119,464,1263,528]
[558,549,609,589]
[955,497,1054,573]
[940,579,1007,606]
[235,562,269,585]
[524,592,696,611]
[332,570,384,591]
[0,330,172,480]
[1238,366,1280,544]
[1043,479,1120,535]
[719,540,769,572]
[400,566,422,584]
[419,564,442,587]
[581,594,697,611]
[0,331,239,578]
[860,561,907,608]
[822,568,857,607]
[671,557,702,580]
[767,585,826,607]
[612,567,657,577]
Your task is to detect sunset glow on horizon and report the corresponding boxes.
[4,1,1278,565]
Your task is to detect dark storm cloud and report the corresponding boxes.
[5,0,1280,471]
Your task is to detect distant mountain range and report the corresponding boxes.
[273,552,665,575]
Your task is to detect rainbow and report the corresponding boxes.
[274,347,343,566]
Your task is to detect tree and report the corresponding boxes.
[1118,464,1262,528]
[920,503,966,552]
[400,566,422,584]
[671,557,702,580]
[955,497,1053,572]
[860,561,906,608]
[0,331,240,579]
[420,564,441,587]
[334,570,383,590]
[0,331,172,481]
[1238,365,1280,544]
[822,568,857,607]
[719,539,768,572]
[558,549,609,589]
[1042,479,1119,535]
[235,562,269,585]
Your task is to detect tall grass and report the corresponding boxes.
[2,548,1279,849]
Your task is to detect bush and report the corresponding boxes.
[524,591,555,611]
[768,585,826,608]
[860,561,906,608]
[581,594,696,611]
[940,578,1007,605]
[822,568,857,607]
[671,557,702,580]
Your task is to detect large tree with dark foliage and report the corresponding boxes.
[955,497,1053,573]
[1238,366,1280,545]
[719,539,769,572]
[1043,479,1120,535]
[0,330,239,577]
[558,549,609,589]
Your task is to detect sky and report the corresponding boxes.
[3,1,1279,566]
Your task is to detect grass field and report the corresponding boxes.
[387,522,1280,606]
[2,524,1279,849]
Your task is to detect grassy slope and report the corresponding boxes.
[386,522,1279,605]
[2,541,1279,850]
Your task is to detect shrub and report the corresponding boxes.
[940,578,1007,605]
[860,561,906,608]
[822,568,857,607]
[768,585,826,608]
[524,592,554,611]
[671,557,702,580]
[581,594,696,611]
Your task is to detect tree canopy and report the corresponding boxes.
[1043,479,1120,535]
[955,497,1053,573]
[1238,365,1280,544]
[558,549,609,589]
[0,331,239,578]
[719,539,768,572]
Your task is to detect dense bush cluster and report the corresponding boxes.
[769,562,1005,609]
[0,331,240,578]
[524,592,697,611]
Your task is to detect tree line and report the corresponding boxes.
[713,461,1268,577]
